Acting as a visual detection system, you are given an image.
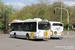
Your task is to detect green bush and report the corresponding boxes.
[0,22,4,30]
[69,23,72,30]
[62,20,72,30]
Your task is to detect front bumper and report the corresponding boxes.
[33,36,49,39]
[50,35,63,38]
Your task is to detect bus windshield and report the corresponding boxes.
[53,23,63,26]
[38,22,50,30]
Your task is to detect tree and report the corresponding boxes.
[3,5,13,33]
[0,0,5,29]
[39,7,45,19]
[0,0,14,34]
[0,22,4,29]
[3,5,14,23]
[24,13,33,20]
[13,1,74,30]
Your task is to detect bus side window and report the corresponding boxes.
[24,24,30,31]
[22,23,26,31]
[23,22,36,32]
[30,24,33,31]
[27,26,30,31]
[11,24,14,31]
[32,22,36,32]
[11,24,15,31]
[18,25,22,31]
[14,24,18,31]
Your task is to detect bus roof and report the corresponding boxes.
[49,21,63,24]
[11,18,48,23]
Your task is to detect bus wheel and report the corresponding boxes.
[14,33,16,38]
[26,34,29,40]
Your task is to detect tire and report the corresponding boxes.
[26,34,29,40]
[14,33,16,38]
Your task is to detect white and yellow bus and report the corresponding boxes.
[49,21,63,39]
[9,18,50,40]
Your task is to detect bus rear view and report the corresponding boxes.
[36,21,50,40]
[50,22,63,39]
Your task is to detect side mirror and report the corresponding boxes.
[10,29,14,32]
[8,24,11,27]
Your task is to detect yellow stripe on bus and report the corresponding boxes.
[30,32,34,39]
[44,30,49,37]
[12,20,16,22]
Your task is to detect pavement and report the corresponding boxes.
[63,32,75,38]
[63,35,75,38]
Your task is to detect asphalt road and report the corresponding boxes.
[0,34,75,50]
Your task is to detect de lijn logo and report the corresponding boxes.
[55,27,61,31]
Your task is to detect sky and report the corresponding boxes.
[1,0,75,9]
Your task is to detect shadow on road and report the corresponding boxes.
[50,38,62,40]
[29,39,48,41]
[9,37,48,41]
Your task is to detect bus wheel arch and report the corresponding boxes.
[26,33,29,40]
[14,33,16,38]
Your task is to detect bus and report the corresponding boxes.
[9,18,50,40]
[49,21,63,39]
